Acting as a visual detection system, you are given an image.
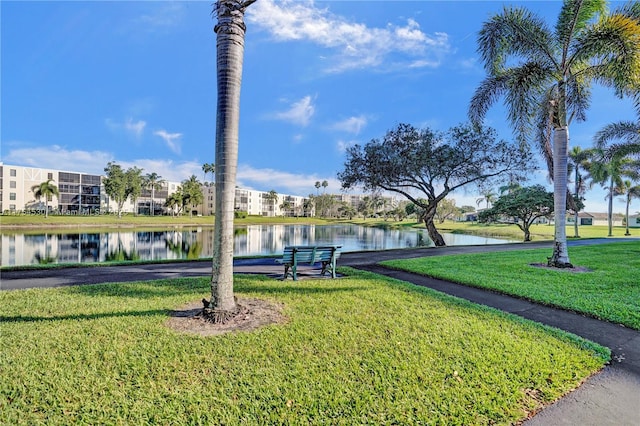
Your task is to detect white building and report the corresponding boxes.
[0,163,179,215]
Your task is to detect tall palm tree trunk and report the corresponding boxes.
[607,177,614,237]
[207,0,254,323]
[549,127,573,268]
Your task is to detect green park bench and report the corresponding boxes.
[276,245,342,280]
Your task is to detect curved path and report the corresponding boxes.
[2,239,639,424]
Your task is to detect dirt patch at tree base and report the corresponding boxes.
[529,263,592,273]
[166,297,288,337]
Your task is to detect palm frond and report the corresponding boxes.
[477,7,556,74]
[468,74,508,127]
[556,0,607,46]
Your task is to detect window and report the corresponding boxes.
[10,169,17,177]
[9,204,16,211]
[48,173,53,180]
[9,192,16,200]
[10,181,16,188]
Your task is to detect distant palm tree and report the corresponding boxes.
[31,179,59,218]
[475,190,496,210]
[264,190,278,216]
[568,147,594,237]
[144,172,165,216]
[315,181,321,195]
[208,0,256,323]
[620,180,640,235]
[202,162,215,184]
[321,180,328,193]
[469,0,640,267]
[589,154,640,236]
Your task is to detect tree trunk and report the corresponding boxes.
[607,177,613,237]
[625,197,631,236]
[207,0,252,323]
[422,207,446,247]
[548,126,573,268]
[573,168,579,238]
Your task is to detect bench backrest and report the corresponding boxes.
[281,245,341,264]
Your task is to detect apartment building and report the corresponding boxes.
[0,163,178,215]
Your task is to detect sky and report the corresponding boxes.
[2,0,638,214]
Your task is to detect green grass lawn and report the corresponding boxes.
[382,242,640,330]
[1,271,607,425]
[0,214,333,229]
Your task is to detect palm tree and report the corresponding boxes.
[144,172,165,216]
[568,147,594,237]
[469,0,640,267]
[620,180,640,235]
[207,0,256,323]
[202,162,215,184]
[321,180,328,193]
[31,179,59,218]
[264,190,278,216]
[589,153,640,236]
[314,181,321,195]
[595,120,640,159]
[475,190,496,210]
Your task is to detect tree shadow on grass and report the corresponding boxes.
[0,309,170,324]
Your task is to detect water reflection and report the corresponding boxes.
[2,224,515,267]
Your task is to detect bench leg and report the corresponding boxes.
[283,264,293,280]
[321,260,337,278]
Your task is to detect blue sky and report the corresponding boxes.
[2,0,637,213]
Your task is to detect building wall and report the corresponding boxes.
[0,163,179,215]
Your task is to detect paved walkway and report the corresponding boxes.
[2,239,639,424]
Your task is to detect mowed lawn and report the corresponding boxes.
[383,242,640,330]
[1,271,607,425]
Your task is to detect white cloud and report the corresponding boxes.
[237,164,339,196]
[246,0,451,73]
[105,117,147,138]
[273,96,315,126]
[124,118,146,138]
[2,145,203,184]
[3,145,113,176]
[336,139,358,153]
[331,115,368,135]
[154,129,182,154]
[135,3,185,30]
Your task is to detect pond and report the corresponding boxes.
[1,224,516,267]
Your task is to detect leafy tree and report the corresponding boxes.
[339,123,531,246]
[126,167,144,216]
[435,198,458,223]
[621,179,640,235]
[103,162,129,218]
[182,175,204,217]
[31,179,59,218]
[589,153,640,236]
[479,185,554,242]
[469,0,640,267]
[338,202,357,219]
[165,190,184,217]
